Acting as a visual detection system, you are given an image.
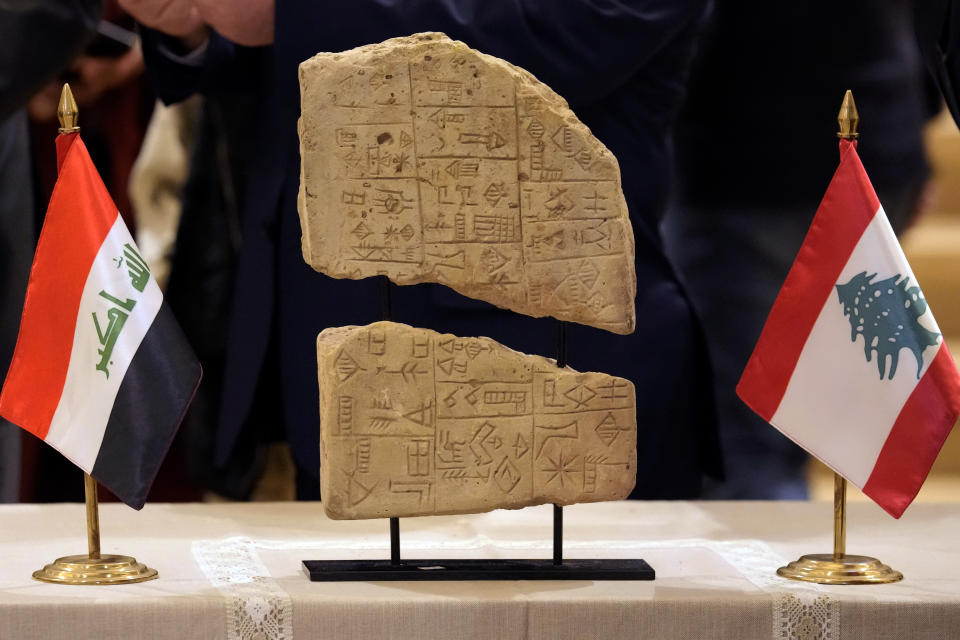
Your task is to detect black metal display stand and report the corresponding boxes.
[304,558,654,581]
[305,502,653,581]
[304,278,654,581]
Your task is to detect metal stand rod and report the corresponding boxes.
[390,517,400,565]
[381,276,400,566]
[379,276,393,321]
[84,473,101,560]
[552,319,568,565]
[553,505,563,565]
[555,321,568,369]
[833,473,846,560]
[833,91,854,563]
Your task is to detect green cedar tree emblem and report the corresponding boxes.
[835,271,940,380]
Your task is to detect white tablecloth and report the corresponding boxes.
[0,500,958,639]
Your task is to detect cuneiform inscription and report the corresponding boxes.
[318,321,636,519]
[299,33,636,334]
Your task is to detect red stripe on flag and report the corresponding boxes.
[56,132,78,173]
[736,140,880,420]
[863,344,960,518]
[0,137,117,439]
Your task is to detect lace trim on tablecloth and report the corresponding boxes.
[193,537,294,640]
[194,533,835,640]
[773,593,838,640]
[696,539,839,640]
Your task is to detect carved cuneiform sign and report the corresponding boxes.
[317,322,637,519]
[298,33,636,334]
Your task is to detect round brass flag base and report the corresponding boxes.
[32,554,158,585]
[777,554,903,585]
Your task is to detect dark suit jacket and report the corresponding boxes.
[676,1,931,211]
[141,0,721,499]
[916,0,960,126]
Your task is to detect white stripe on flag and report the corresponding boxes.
[771,207,942,487]
[45,215,163,472]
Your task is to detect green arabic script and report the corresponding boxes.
[122,243,150,293]
[92,290,136,378]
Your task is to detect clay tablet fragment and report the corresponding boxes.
[299,33,636,334]
[317,321,637,519]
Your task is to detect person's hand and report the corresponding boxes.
[194,0,274,46]
[70,45,146,106]
[117,0,208,49]
[26,82,61,122]
[119,0,273,48]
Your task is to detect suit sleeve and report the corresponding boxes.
[0,0,104,122]
[281,0,708,106]
[139,28,257,106]
[915,0,960,126]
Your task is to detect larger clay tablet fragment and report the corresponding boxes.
[299,33,636,334]
[317,322,637,519]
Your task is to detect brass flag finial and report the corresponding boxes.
[837,90,859,139]
[57,83,80,133]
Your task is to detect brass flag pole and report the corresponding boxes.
[31,84,158,585]
[776,90,903,585]
[84,473,101,560]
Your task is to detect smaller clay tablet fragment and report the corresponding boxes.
[298,33,636,334]
[317,321,637,519]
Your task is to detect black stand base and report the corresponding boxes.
[303,558,654,581]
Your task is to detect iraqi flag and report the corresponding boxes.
[737,138,960,518]
[0,132,201,509]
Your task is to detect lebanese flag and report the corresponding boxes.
[737,139,960,518]
[0,133,201,509]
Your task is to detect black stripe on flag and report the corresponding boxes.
[91,300,201,509]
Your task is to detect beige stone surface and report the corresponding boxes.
[317,321,637,519]
[298,33,636,334]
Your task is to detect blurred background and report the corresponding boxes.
[3,1,959,506]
